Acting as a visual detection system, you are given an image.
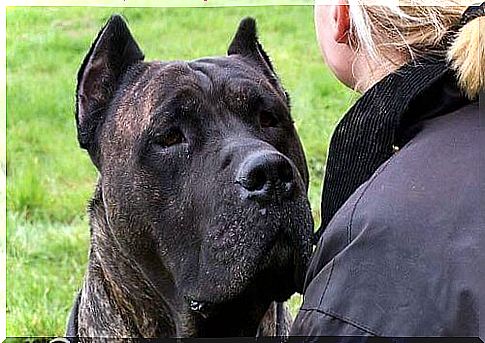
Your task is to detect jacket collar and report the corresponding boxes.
[315,56,471,243]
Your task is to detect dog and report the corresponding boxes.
[66,14,313,338]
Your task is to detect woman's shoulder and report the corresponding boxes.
[312,101,481,272]
[353,100,480,227]
[415,101,480,145]
[300,103,482,337]
[335,102,479,222]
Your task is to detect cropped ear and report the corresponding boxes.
[228,18,288,103]
[76,14,144,166]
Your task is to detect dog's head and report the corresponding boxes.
[76,15,313,336]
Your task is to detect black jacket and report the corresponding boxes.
[291,57,483,338]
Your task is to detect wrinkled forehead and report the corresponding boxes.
[111,56,284,136]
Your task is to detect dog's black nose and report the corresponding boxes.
[236,152,296,202]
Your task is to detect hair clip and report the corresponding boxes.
[460,2,485,26]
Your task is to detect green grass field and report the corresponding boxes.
[6,6,356,336]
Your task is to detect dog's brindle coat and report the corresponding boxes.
[68,15,313,337]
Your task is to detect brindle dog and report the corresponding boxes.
[67,15,313,338]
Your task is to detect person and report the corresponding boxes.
[291,1,484,337]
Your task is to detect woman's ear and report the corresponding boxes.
[333,3,351,44]
[314,3,358,90]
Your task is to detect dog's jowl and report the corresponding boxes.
[67,15,313,338]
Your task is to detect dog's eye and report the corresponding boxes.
[152,129,186,149]
[259,111,279,128]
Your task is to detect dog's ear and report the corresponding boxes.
[228,18,288,102]
[76,14,144,167]
[228,18,275,71]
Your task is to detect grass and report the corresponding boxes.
[6,6,356,336]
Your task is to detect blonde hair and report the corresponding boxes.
[347,1,484,99]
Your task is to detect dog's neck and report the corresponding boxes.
[77,185,188,337]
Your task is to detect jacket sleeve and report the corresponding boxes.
[291,308,374,337]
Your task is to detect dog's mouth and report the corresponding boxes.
[185,291,273,337]
[193,230,301,297]
[158,189,313,337]
[185,250,297,337]
[194,217,310,297]
[183,204,312,334]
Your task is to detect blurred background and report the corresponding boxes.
[6,6,356,336]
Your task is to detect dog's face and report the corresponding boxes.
[76,15,313,336]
